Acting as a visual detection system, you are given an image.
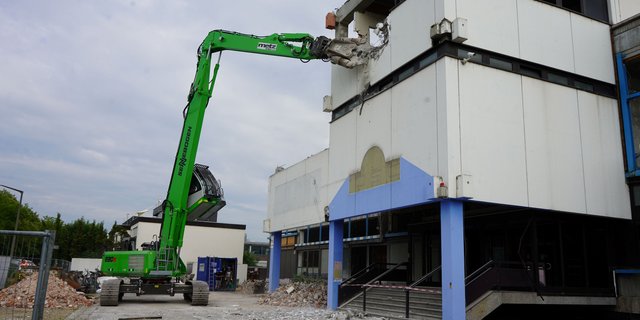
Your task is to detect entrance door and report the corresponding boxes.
[425,232,441,283]
[369,245,387,265]
[351,246,367,275]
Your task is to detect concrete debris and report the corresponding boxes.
[62,270,101,293]
[327,21,390,68]
[218,308,386,320]
[0,271,94,309]
[258,281,327,308]
[239,280,265,294]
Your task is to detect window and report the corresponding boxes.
[538,0,608,22]
[301,250,319,268]
[488,57,512,71]
[626,57,640,93]
[281,236,296,248]
[619,55,640,174]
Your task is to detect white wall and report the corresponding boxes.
[610,0,640,24]
[458,62,529,206]
[454,59,630,218]
[453,0,614,83]
[134,221,245,282]
[267,149,329,232]
[134,222,158,250]
[70,258,102,272]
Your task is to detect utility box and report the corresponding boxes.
[196,257,237,291]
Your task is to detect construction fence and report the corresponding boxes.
[0,230,56,320]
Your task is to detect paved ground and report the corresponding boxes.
[65,292,385,320]
[0,307,75,320]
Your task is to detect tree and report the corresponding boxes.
[0,190,113,260]
[243,251,257,266]
[0,190,40,231]
[108,221,130,251]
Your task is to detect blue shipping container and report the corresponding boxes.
[196,256,237,291]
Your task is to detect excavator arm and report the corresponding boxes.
[100,26,384,307]
[157,30,334,275]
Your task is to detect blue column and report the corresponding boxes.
[440,199,465,320]
[327,219,344,310]
[268,231,281,293]
[617,52,637,175]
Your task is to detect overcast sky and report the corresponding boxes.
[0,1,345,242]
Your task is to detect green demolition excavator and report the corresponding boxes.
[99,29,373,306]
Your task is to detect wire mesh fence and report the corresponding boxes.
[0,230,56,320]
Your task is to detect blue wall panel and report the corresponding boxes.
[329,158,434,220]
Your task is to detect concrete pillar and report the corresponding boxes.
[440,199,465,320]
[327,219,344,310]
[268,231,281,293]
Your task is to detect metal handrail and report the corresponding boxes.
[340,262,380,286]
[364,262,408,286]
[361,261,407,313]
[465,260,494,285]
[408,265,441,289]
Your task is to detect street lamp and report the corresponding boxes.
[1,185,24,259]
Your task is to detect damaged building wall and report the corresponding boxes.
[267,149,329,232]
[325,0,631,220]
[331,1,437,107]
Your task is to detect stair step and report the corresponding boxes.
[341,286,443,320]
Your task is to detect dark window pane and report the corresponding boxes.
[520,65,542,78]
[574,80,594,92]
[626,58,640,93]
[488,57,512,71]
[562,0,581,12]
[548,73,569,85]
[630,98,640,169]
[633,186,640,206]
[398,67,414,82]
[583,0,609,21]
[419,52,437,69]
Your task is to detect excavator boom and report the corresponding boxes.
[100,27,375,306]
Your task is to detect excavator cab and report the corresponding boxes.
[186,163,225,221]
[153,163,226,222]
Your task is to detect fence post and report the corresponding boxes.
[32,230,55,320]
[362,286,366,312]
[405,289,411,318]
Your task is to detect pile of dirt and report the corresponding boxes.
[258,281,326,308]
[0,271,94,309]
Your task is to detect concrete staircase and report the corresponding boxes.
[340,286,442,319]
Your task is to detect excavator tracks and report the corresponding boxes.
[188,280,210,306]
[99,279,121,306]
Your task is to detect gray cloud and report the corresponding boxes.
[0,0,343,242]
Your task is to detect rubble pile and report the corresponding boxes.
[258,281,327,308]
[0,271,94,309]
[239,280,265,294]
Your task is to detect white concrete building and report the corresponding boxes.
[123,216,247,284]
[266,1,640,319]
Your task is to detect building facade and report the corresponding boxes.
[266,0,640,319]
